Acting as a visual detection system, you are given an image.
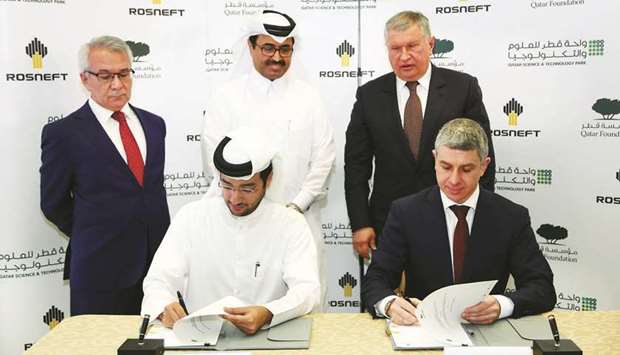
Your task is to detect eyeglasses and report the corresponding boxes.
[219,181,257,194]
[85,68,134,82]
[257,44,293,57]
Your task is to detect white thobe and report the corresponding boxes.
[200,69,335,306]
[141,196,320,327]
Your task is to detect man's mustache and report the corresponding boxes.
[266,59,285,66]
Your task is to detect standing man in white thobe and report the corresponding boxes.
[201,10,335,308]
[143,127,320,335]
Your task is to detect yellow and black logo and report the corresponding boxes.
[338,272,357,297]
[336,40,355,67]
[503,98,523,126]
[26,38,48,69]
[43,305,65,330]
[6,38,68,82]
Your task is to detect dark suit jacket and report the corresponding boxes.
[40,101,170,291]
[364,186,556,318]
[345,65,495,235]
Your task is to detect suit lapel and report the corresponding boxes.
[130,104,151,186]
[381,72,417,167]
[418,65,447,167]
[79,101,143,188]
[77,102,130,170]
[425,187,455,285]
[462,189,493,282]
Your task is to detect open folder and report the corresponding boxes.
[386,281,553,350]
[145,295,312,350]
[147,317,312,350]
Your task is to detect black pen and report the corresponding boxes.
[177,290,189,315]
[138,314,150,345]
[548,314,560,348]
[402,296,416,308]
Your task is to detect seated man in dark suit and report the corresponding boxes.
[364,118,555,325]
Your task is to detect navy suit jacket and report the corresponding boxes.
[345,65,495,234]
[364,186,556,318]
[40,101,170,291]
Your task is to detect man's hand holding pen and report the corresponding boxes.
[160,302,188,328]
[386,296,421,326]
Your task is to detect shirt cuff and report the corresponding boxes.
[375,295,398,318]
[292,190,314,212]
[492,294,514,319]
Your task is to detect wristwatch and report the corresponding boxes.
[286,202,303,214]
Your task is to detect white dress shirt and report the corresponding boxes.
[89,98,147,163]
[395,64,432,127]
[376,186,514,319]
[141,196,320,327]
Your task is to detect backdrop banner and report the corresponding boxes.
[1,1,618,354]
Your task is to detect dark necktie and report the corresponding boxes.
[112,111,144,187]
[403,81,423,158]
[450,205,470,283]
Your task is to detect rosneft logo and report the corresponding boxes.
[436,1,491,14]
[493,98,540,138]
[503,98,523,126]
[43,305,65,329]
[26,38,47,69]
[336,40,355,67]
[339,272,357,297]
[319,39,374,79]
[328,271,360,308]
[129,0,185,16]
[5,38,68,82]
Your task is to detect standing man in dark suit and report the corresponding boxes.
[364,119,555,325]
[345,11,495,259]
[40,35,170,315]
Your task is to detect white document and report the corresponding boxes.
[146,295,247,347]
[389,280,497,349]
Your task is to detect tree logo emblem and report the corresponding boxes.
[339,272,357,297]
[125,41,151,62]
[25,38,48,69]
[336,40,355,67]
[503,98,523,126]
[592,98,620,120]
[536,224,568,245]
[43,305,65,330]
[432,38,454,58]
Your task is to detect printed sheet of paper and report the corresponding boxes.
[389,280,497,349]
[416,280,497,346]
[146,295,247,347]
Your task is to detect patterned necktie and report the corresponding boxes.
[112,111,144,187]
[403,81,423,158]
[450,205,470,283]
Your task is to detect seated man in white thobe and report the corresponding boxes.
[141,126,320,335]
